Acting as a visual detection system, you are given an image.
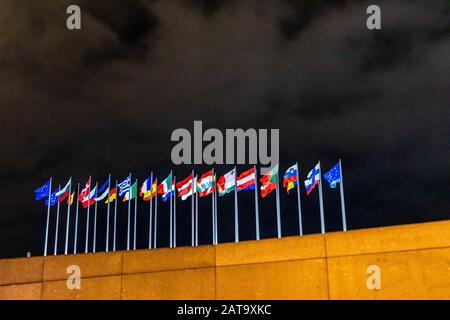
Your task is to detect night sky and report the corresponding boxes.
[0,0,449,258]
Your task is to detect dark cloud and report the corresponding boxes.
[0,0,449,257]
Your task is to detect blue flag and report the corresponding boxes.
[323,162,341,188]
[34,180,51,201]
[45,188,60,206]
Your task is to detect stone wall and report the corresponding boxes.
[1,220,449,299]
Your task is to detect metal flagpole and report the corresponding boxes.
[113,180,118,251]
[173,176,177,248]
[234,167,239,243]
[339,159,348,231]
[318,162,326,234]
[93,182,98,253]
[64,178,72,255]
[211,169,216,244]
[127,173,131,251]
[54,185,61,255]
[134,179,138,250]
[85,176,91,254]
[73,183,80,254]
[275,168,282,238]
[169,172,173,248]
[191,170,194,247]
[44,177,52,256]
[214,174,218,244]
[295,162,303,236]
[254,166,260,240]
[195,176,199,246]
[106,174,111,252]
[154,178,158,249]
[148,173,153,249]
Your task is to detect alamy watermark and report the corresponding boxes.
[66,265,81,290]
[171,121,279,173]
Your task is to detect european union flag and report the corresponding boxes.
[45,188,60,206]
[323,162,341,188]
[34,180,51,201]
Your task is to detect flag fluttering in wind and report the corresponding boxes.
[305,163,321,195]
[323,162,341,188]
[45,188,60,206]
[197,170,213,197]
[34,180,51,201]
[123,181,137,202]
[260,165,278,198]
[158,173,174,202]
[162,182,175,202]
[217,169,236,196]
[176,173,194,200]
[78,178,94,208]
[236,167,256,191]
[95,180,110,202]
[55,179,71,203]
[140,176,156,201]
[69,192,75,205]
[118,176,131,197]
[78,178,90,200]
[283,164,298,194]
[105,187,117,204]
[324,160,347,231]
[58,191,70,204]
[82,185,98,208]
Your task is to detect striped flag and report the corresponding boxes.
[197,170,213,197]
[118,176,131,197]
[176,173,194,201]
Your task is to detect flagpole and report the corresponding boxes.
[195,176,199,246]
[234,166,239,243]
[127,173,131,251]
[254,166,260,240]
[93,182,98,253]
[134,179,138,250]
[191,170,194,247]
[64,178,72,255]
[149,172,153,249]
[318,162,326,234]
[106,174,111,252]
[211,169,216,245]
[295,162,303,236]
[85,176,91,254]
[113,180,118,251]
[154,178,158,249]
[339,159,348,231]
[214,174,218,244]
[169,171,173,248]
[173,176,177,248]
[54,185,61,255]
[44,177,52,256]
[73,183,80,254]
[276,168,282,238]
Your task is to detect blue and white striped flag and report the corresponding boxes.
[118,176,131,197]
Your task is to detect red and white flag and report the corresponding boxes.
[197,170,214,197]
[78,178,95,208]
[176,173,194,201]
[236,167,256,191]
[78,178,91,201]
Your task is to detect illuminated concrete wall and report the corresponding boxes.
[1,220,450,300]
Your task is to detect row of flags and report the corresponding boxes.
[34,161,347,256]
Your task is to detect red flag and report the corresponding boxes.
[78,178,91,201]
[58,191,69,203]
[176,173,193,199]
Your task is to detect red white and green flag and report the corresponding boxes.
[260,164,279,198]
[217,168,236,196]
